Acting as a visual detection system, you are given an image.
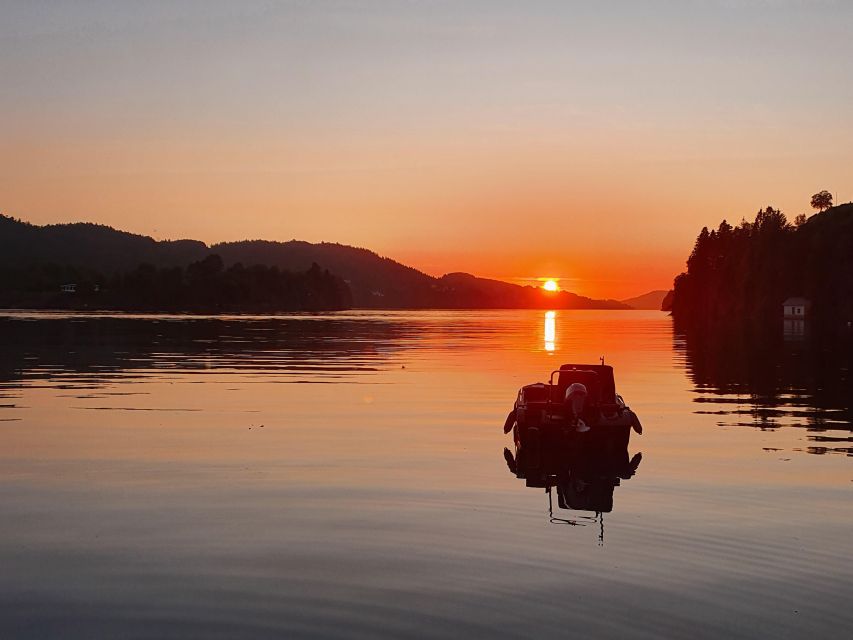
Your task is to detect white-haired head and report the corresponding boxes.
[565,382,588,416]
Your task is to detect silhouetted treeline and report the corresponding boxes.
[671,203,853,334]
[0,255,352,312]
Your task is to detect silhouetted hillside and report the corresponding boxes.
[0,214,632,310]
[0,215,206,272]
[212,240,437,307]
[620,290,669,310]
[434,273,629,309]
[670,203,853,333]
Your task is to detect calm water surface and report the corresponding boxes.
[0,310,850,639]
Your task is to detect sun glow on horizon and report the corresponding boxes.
[543,279,558,292]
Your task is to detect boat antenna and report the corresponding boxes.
[547,486,553,519]
[600,356,605,366]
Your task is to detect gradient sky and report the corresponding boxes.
[2,1,852,298]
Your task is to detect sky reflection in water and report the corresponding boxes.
[0,310,850,639]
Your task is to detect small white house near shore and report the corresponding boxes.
[783,297,811,318]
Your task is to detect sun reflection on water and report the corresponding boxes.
[544,310,556,352]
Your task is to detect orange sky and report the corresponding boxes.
[2,2,852,299]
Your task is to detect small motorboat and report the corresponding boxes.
[504,362,642,455]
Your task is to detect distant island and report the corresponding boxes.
[0,215,658,312]
[669,202,853,335]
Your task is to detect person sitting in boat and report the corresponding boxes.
[565,382,590,432]
[565,381,643,435]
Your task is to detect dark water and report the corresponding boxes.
[0,310,850,639]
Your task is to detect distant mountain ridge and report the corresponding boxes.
[0,214,630,309]
[620,289,670,310]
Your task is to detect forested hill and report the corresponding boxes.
[0,215,208,271]
[0,215,629,309]
[211,239,436,308]
[670,203,853,332]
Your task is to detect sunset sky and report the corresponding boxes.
[2,1,852,299]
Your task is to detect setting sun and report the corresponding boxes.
[543,280,558,292]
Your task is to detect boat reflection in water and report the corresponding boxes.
[504,431,641,542]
